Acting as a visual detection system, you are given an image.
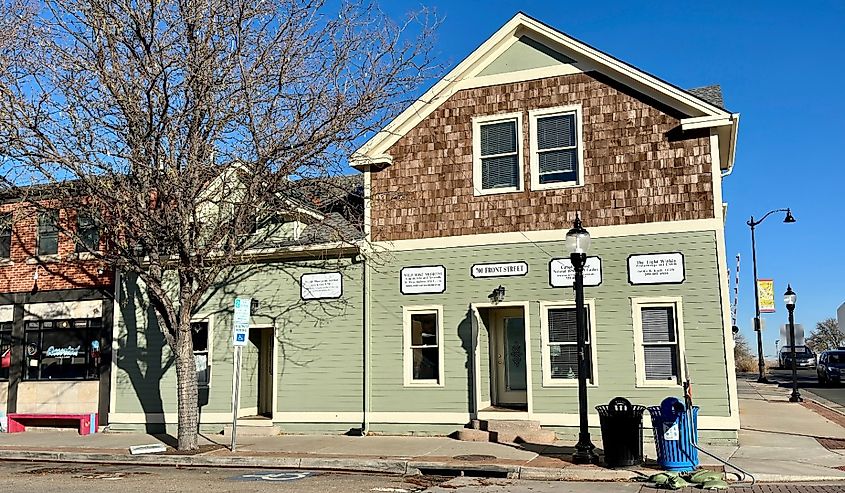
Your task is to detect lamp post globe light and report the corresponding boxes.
[748,208,795,383]
[566,215,598,464]
[784,285,802,403]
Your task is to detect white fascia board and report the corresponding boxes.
[350,153,393,171]
[680,115,734,131]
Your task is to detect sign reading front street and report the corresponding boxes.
[471,261,528,278]
[400,265,446,295]
[549,257,602,287]
[628,252,685,285]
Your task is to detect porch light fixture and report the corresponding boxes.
[784,285,802,403]
[489,285,506,304]
[566,214,598,465]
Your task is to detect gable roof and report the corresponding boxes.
[352,12,739,172]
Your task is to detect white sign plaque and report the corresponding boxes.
[471,261,528,278]
[549,257,602,287]
[400,265,446,295]
[232,297,251,347]
[628,253,685,285]
[301,272,343,300]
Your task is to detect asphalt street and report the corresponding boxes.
[0,461,844,493]
[769,368,845,406]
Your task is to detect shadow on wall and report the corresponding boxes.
[116,272,174,435]
[459,308,475,416]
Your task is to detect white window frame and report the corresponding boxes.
[191,315,213,387]
[403,305,445,388]
[529,105,585,191]
[539,299,598,387]
[472,112,524,196]
[631,297,686,388]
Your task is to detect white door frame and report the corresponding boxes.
[233,324,276,419]
[470,301,533,419]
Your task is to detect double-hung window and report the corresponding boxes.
[0,321,11,380]
[540,301,597,386]
[633,298,685,386]
[403,306,444,386]
[472,113,523,195]
[0,213,11,259]
[37,211,59,256]
[529,106,583,189]
[76,212,100,253]
[192,320,211,387]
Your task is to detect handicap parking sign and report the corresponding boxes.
[236,333,246,342]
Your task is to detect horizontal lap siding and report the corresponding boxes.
[114,260,364,417]
[368,230,730,417]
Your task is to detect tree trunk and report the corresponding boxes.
[175,321,199,451]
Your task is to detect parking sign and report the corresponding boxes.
[232,298,251,346]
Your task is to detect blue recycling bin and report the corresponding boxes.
[647,397,699,472]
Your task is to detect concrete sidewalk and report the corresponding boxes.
[1,378,844,482]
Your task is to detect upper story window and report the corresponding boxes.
[472,112,524,195]
[0,213,11,259]
[37,211,59,256]
[529,106,584,190]
[75,212,100,253]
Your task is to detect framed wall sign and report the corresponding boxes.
[627,252,685,285]
[400,265,446,295]
[549,256,602,287]
[471,261,529,278]
[301,272,343,300]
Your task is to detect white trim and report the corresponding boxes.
[538,299,598,387]
[352,13,730,165]
[402,305,446,388]
[469,305,490,412]
[472,112,525,196]
[680,115,733,131]
[532,413,739,430]
[109,270,121,415]
[469,301,534,417]
[631,296,687,388]
[0,305,13,323]
[373,218,723,252]
[462,64,585,91]
[528,105,585,191]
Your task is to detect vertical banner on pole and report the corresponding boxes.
[757,279,775,313]
[231,297,251,451]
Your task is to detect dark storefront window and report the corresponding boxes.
[0,322,11,380]
[24,319,101,381]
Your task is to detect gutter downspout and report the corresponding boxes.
[361,166,372,436]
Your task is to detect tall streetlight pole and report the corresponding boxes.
[566,215,598,465]
[748,208,795,383]
[784,285,802,403]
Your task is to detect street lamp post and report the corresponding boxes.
[566,215,598,465]
[748,208,795,383]
[784,285,802,403]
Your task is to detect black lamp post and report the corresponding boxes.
[748,208,795,383]
[566,215,598,465]
[784,285,802,403]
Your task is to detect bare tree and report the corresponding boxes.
[0,0,435,450]
[807,318,843,353]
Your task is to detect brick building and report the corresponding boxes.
[0,197,113,422]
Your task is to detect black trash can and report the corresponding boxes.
[596,397,647,468]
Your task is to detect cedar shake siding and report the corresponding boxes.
[370,71,715,242]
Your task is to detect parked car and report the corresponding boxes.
[817,350,845,385]
[779,346,816,369]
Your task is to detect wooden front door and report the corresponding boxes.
[491,308,527,407]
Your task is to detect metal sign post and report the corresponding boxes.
[230,297,251,451]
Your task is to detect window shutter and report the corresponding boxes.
[644,346,677,380]
[537,114,575,149]
[538,149,577,174]
[641,307,675,343]
[481,155,518,189]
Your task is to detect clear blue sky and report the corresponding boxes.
[382,1,845,356]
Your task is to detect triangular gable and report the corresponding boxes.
[352,12,738,171]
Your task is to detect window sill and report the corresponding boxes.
[635,381,683,389]
[0,258,13,266]
[69,252,101,261]
[473,186,523,197]
[532,181,584,191]
[26,255,61,264]
[542,379,598,388]
[403,380,444,388]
